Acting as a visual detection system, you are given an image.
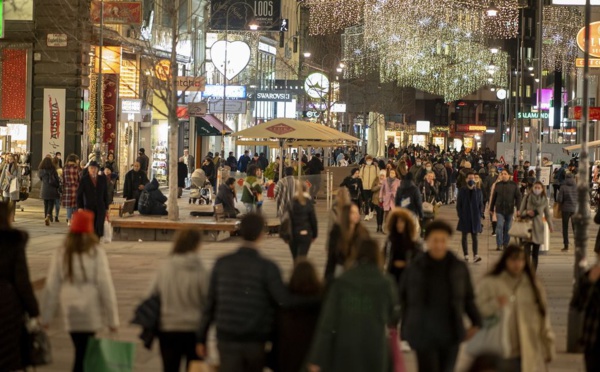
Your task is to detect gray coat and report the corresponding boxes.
[557,177,577,213]
[39,168,60,200]
[519,193,553,245]
[0,163,19,201]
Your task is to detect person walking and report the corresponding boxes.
[307,239,400,372]
[148,229,208,372]
[340,168,363,209]
[457,171,484,263]
[305,154,324,201]
[287,181,318,261]
[39,156,61,226]
[123,162,149,210]
[557,173,577,252]
[490,169,522,251]
[379,168,401,224]
[476,245,555,371]
[0,153,19,215]
[0,201,40,371]
[519,181,553,271]
[241,165,263,214]
[183,148,195,188]
[400,220,481,372]
[394,171,423,222]
[384,207,422,286]
[433,159,448,203]
[359,155,379,219]
[273,260,322,372]
[237,150,251,174]
[573,262,600,371]
[324,203,370,281]
[177,157,188,198]
[61,154,81,226]
[371,171,385,232]
[274,167,296,217]
[52,156,63,222]
[41,210,119,372]
[137,148,150,174]
[76,161,109,238]
[196,214,310,372]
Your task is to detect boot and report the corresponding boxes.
[45,216,50,226]
[55,216,59,223]
[377,224,382,233]
[561,245,569,252]
[496,245,502,251]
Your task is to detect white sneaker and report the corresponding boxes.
[400,341,411,352]
[464,255,469,262]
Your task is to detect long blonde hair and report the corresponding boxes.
[63,233,98,283]
[295,179,308,206]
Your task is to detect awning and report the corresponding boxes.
[563,140,600,154]
[195,114,233,136]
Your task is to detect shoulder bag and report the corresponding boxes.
[422,186,435,215]
[508,195,533,241]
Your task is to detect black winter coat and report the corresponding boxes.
[77,173,109,237]
[177,161,188,188]
[490,180,522,216]
[138,178,168,215]
[557,177,578,213]
[215,184,238,218]
[340,177,363,201]
[306,158,324,175]
[122,169,149,201]
[39,168,61,200]
[395,180,423,219]
[399,252,482,349]
[0,230,40,371]
[290,197,318,239]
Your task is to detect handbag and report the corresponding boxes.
[27,327,53,366]
[553,202,562,219]
[9,178,17,193]
[388,328,407,372]
[131,293,160,349]
[103,219,113,243]
[84,338,135,372]
[508,218,533,241]
[465,307,511,358]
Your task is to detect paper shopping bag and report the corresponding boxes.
[84,338,135,372]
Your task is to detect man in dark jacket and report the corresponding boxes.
[395,172,423,220]
[122,162,149,210]
[237,150,250,173]
[305,154,324,200]
[400,220,481,372]
[76,161,109,237]
[456,171,484,263]
[215,177,239,218]
[226,152,238,172]
[136,148,150,174]
[201,156,216,191]
[138,178,168,215]
[490,169,522,251]
[196,214,309,372]
[258,153,269,171]
[557,173,578,251]
[177,157,188,198]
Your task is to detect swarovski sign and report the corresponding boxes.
[251,91,292,102]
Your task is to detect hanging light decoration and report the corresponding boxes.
[307,0,364,35]
[543,5,583,73]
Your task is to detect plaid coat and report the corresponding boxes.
[61,163,80,208]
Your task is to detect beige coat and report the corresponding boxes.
[476,272,555,372]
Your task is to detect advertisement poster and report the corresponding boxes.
[103,75,118,154]
[90,1,142,25]
[42,89,66,157]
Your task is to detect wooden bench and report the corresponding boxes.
[111,216,240,242]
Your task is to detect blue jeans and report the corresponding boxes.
[66,207,75,221]
[495,213,513,247]
[54,199,61,218]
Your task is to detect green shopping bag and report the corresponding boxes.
[83,338,136,372]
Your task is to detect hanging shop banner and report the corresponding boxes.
[209,0,282,31]
[209,100,247,114]
[42,89,66,157]
[248,90,292,102]
[573,106,600,121]
[103,75,119,153]
[90,1,143,25]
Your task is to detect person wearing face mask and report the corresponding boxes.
[359,155,379,220]
[457,171,484,263]
[409,158,424,182]
[519,181,553,271]
[490,169,522,251]
[380,168,401,224]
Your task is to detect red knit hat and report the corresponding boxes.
[70,210,95,234]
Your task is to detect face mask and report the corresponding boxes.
[366,161,372,165]
[426,167,432,171]
[467,180,475,187]
[533,189,542,195]
[416,162,422,166]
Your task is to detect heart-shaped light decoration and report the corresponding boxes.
[210,40,251,81]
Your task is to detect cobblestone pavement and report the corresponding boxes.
[13,193,592,371]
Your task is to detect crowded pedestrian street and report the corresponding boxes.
[11,194,589,372]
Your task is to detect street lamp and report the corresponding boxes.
[220,2,258,187]
[303,51,311,58]
[486,2,499,17]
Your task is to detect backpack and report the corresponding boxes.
[279,202,293,242]
[433,164,447,186]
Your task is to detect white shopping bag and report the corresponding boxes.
[103,220,113,243]
[540,219,550,252]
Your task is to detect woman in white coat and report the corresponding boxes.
[41,210,119,372]
[148,229,209,372]
[475,245,555,372]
